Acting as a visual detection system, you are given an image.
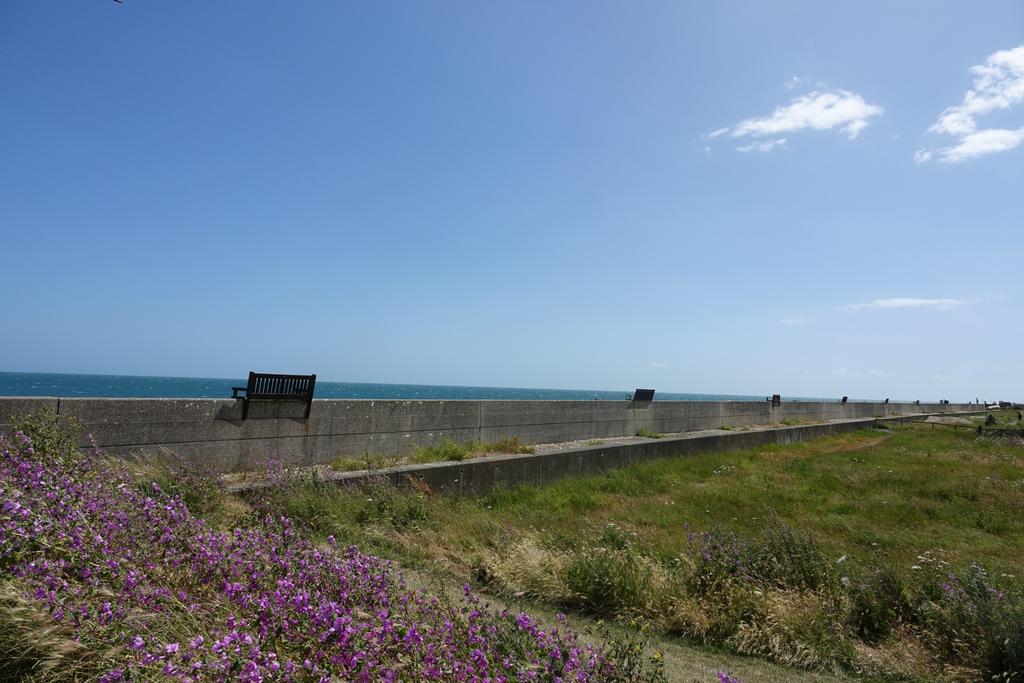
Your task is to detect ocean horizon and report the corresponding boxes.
[0,371,822,402]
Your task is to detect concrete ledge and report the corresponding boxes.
[0,396,978,473]
[229,414,941,496]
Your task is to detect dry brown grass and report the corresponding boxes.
[730,590,851,674]
[852,625,945,681]
[0,581,90,681]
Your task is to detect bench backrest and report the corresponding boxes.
[246,372,316,400]
[240,372,316,420]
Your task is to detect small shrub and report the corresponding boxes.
[490,435,535,454]
[331,453,403,472]
[250,478,343,534]
[409,436,533,463]
[912,562,1024,678]
[593,617,668,683]
[686,523,835,592]
[412,438,470,463]
[635,429,663,439]
[731,590,854,672]
[686,526,759,591]
[564,490,599,512]
[11,407,82,466]
[131,451,226,520]
[845,564,908,641]
[563,547,662,617]
[758,523,836,591]
[664,583,763,643]
[363,496,428,529]
[596,524,633,551]
[353,482,429,530]
[331,456,368,472]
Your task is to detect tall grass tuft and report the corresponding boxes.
[913,562,1024,679]
[11,407,82,466]
[0,581,90,682]
[411,435,535,463]
[412,438,470,463]
[686,522,836,592]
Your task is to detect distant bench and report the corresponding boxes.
[231,372,316,420]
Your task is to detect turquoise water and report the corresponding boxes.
[0,371,768,401]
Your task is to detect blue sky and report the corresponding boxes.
[1,2,1021,401]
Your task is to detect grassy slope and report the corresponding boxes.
[251,424,1024,578]
[231,419,1024,681]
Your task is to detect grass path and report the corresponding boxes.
[406,569,849,683]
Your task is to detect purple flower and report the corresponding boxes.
[0,431,618,682]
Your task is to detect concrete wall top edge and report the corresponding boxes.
[2,395,974,405]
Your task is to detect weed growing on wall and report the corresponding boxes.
[411,436,535,464]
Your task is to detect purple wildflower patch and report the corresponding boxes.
[0,431,627,681]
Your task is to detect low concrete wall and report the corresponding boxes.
[235,416,919,496]
[0,396,974,472]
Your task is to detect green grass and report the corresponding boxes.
[410,435,535,463]
[236,419,1024,680]
[635,428,663,439]
[251,422,1024,582]
[411,438,473,463]
[329,435,536,469]
[329,453,403,472]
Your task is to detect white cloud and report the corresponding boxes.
[935,127,1024,162]
[841,297,973,312]
[913,149,933,164]
[779,317,806,325]
[737,138,787,154]
[918,45,1024,162]
[647,362,668,369]
[715,89,883,144]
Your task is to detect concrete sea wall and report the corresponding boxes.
[0,397,974,472]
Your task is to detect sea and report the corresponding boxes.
[0,371,772,402]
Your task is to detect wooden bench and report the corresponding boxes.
[632,388,655,402]
[231,372,316,420]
